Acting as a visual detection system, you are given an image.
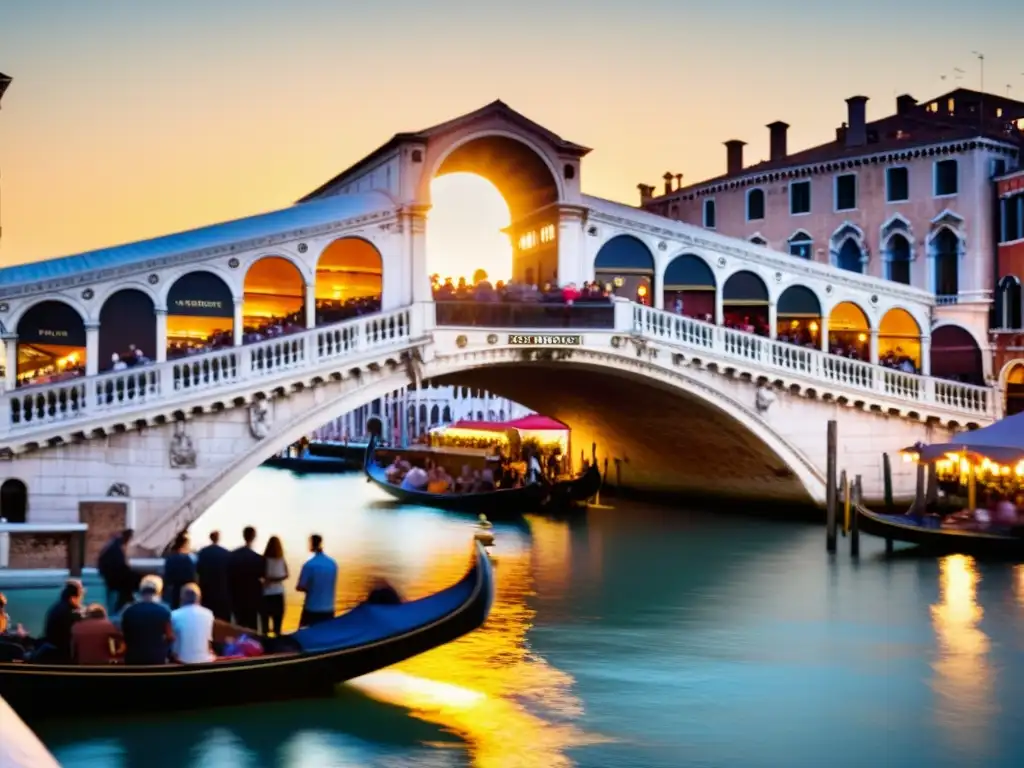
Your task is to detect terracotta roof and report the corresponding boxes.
[649,89,1024,200]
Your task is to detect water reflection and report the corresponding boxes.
[930,555,994,757]
[1016,566,1024,609]
[356,523,609,767]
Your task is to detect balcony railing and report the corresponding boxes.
[435,300,615,329]
[632,304,993,417]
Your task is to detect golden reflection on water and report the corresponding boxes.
[524,515,572,600]
[1015,566,1024,609]
[351,531,610,767]
[929,555,994,753]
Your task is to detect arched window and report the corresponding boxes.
[594,235,656,306]
[788,231,812,259]
[703,199,716,228]
[430,405,440,425]
[931,228,960,298]
[442,405,452,422]
[747,189,765,221]
[886,234,912,285]
[836,239,864,273]
[0,479,28,524]
[997,276,1022,329]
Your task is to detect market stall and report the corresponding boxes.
[428,420,520,453]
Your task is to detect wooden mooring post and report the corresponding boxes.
[842,470,851,536]
[850,474,862,558]
[882,453,894,514]
[826,420,838,553]
[914,459,926,513]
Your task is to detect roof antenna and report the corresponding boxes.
[971,51,985,130]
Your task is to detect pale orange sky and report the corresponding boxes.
[0,0,1021,268]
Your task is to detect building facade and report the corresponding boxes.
[994,168,1024,415]
[640,89,1024,382]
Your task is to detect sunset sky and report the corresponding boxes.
[1,0,1022,273]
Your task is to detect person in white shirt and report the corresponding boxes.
[170,582,215,664]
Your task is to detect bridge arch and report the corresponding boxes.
[242,255,306,337]
[661,252,716,318]
[999,359,1024,417]
[12,299,88,387]
[826,300,871,358]
[150,348,827,544]
[314,236,383,325]
[594,234,656,305]
[98,288,157,370]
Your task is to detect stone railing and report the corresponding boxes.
[435,300,615,328]
[631,304,994,419]
[0,306,417,438]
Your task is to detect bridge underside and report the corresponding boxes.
[434,362,814,507]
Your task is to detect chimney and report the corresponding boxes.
[663,172,675,195]
[674,173,683,190]
[724,140,746,175]
[896,94,917,116]
[637,183,654,204]
[767,122,789,162]
[845,96,868,147]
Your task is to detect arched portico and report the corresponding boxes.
[930,324,984,385]
[165,270,236,359]
[827,301,871,361]
[315,237,383,326]
[98,289,157,371]
[1000,360,1024,416]
[423,129,566,290]
[0,478,28,523]
[662,252,715,319]
[878,308,922,372]
[14,299,88,388]
[594,235,656,306]
[721,271,770,336]
[776,285,822,347]
[242,256,305,344]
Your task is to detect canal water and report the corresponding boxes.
[6,469,1024,767]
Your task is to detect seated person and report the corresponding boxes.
[400,464,429,491]
[170,582,215,664]
[453,465,474,493]
[426,466,451,494]
[42,579,85,663]
[0,592,26,637]
[72,603,124,665]
[366,577,404,605]
[473,468,497,493]
[120,575,174,665]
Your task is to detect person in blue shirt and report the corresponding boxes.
[296,534,338,627]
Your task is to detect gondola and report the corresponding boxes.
[549,443,603,507]
[857,507,1024,559]
[364,435,548,519]
[262,451,357,474]
[0,542,495,722]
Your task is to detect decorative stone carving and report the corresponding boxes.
[755,385,776,413]
[169,422,197,469]
[249,400,272,440]
[106,483,131,497]
[404,349,423,387]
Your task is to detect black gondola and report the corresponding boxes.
[549,443,603,507]
[262,452,357,474]
[0,542,495,722]
[857,508,1024,558]
[364,435,547,519]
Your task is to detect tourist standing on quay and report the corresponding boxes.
[162,532,196,610]
[296,534,337,627]
[97,528,139,613]
[260,536,289,636]
[227,526,265,631]
[195,531,231,621]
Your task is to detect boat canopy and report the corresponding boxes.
[908,412,1024,465]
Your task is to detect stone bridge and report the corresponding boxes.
[0,98,999,550]
[0,300,991,550]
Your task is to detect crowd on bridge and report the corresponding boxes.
[432,274,613,305]
[0,526,403,666]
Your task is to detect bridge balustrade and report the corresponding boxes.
[1,308,413,435]
[632,304,993,418]
[435,300,615,329]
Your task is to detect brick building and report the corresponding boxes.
[994,167,1024,415]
